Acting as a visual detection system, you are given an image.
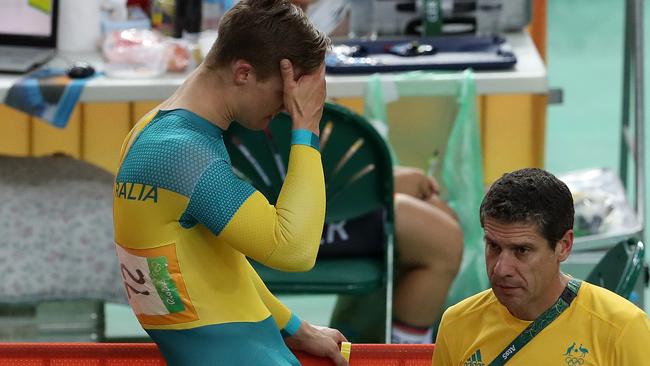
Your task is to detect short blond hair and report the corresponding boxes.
[204,0,330,80]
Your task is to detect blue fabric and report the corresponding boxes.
[117,109,254,234]
[291,129,320,151]
[146,316,300,366]
[116,110,228,198]
[163,109,225,141]
[51,78,88,128]
[184,159,255,235]
[281,313,302,338]
[3,68,99,128]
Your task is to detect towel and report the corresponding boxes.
[4,68,97,128]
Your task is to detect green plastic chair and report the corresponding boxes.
[224,102,395,342]
[586,239,645,299]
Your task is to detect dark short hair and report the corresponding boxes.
[480,168,574,249]
[204,0,330,80]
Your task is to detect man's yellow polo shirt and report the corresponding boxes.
[433,281,650,366]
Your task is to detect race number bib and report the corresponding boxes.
[115,243,198,326]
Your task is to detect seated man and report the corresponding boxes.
[113,1,347,365]
[392,166,463,344]
[321,166,463,344]
[433,168,650,365]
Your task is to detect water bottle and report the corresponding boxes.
[58,0,101,52]
[151,0,176,37]
[476,0,502,36]
[422,0,442,36]
[201,0,222,30]
[348,0,377,40]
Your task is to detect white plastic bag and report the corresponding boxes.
[102,29,170,78]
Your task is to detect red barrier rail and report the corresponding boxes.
[0,343,435,365]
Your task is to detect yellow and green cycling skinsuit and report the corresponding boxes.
[113,108,324,366]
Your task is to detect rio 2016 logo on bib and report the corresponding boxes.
[115,243,198,326]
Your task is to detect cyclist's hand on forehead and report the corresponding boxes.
[280,59,326,136]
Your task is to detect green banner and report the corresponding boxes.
[147,256,185,314]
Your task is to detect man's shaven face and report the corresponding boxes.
[236,72,285,131]
[483,218,563,318]
[255,74,285,129]
[240,63,307,131]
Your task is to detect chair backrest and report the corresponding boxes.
[224,102,394,224]
[226,102,396,342]
[586,239,645,299]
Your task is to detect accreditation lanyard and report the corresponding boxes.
[488,278,582,366]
